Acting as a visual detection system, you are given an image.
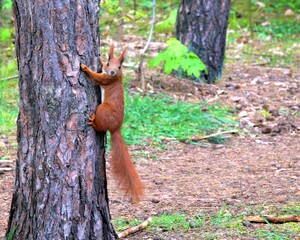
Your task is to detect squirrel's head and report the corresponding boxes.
[104,44,127,77]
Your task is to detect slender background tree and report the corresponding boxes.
[6,0,117,239]
[176,0,231,83]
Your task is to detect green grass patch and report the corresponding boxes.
[0,79,19,134]
[255,228,292,240]
[112,212,204,235]
[248,203,300,240]
[0,61,17,79]
[112,203,300,239]
[150,212,204,232]
[122,93,237,146]
[111,216,141,232]
[281,202,300,215]
[211,208,237,227]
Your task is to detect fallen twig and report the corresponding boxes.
[251,60,271,66]
[0,75,18,81]
[117,217,152,238]
[189,130,239,142]
[0,167,13,172]
[0,160,14,164]
[243,215,300,224]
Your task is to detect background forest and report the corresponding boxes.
[1,0,300,239]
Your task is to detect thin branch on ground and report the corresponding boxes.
[244,215,300,224]
[0,167,13,172]
[0,75,18,81]
[189,130,239,142]
[117,217,152,238]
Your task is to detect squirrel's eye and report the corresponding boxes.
[107,63,110,66]
[119,66,121,69]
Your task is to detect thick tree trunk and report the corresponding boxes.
[6,0,117,239]
[176,0,230,83]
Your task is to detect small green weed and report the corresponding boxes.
[259,109,271,118]
[5,225,18,240]
[281,202,300,215]
[122,93,237,146]
[203,232,220,240]
[278,222,300,237]
[150,212,204,231]
[111,216,141,232]
[211,208,236,227]
[255,229,289,240]
[149,38,207,79]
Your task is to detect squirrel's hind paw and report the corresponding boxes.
[88,114,96,123]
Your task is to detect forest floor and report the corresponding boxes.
[0,64,299,239]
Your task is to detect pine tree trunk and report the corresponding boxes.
[6,0,117,239]
[175,0,230,83]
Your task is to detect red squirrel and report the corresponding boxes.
[81,44,144,202]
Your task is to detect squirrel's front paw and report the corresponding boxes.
[81,64,88,72]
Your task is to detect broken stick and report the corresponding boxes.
[0,167,13,172]
[117,217,152,238]
[190,130,239,142]
[243,215,300,224]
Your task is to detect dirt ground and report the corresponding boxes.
[0,65,299,239]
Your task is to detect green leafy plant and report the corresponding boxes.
[149,38,207,79]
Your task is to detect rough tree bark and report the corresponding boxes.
[175,0,230,83]
[6,0,117,239]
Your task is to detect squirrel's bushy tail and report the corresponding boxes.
[110,130,144,202]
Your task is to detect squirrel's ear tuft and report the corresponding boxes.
[119,47,127,65]
[108,43,114,61]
